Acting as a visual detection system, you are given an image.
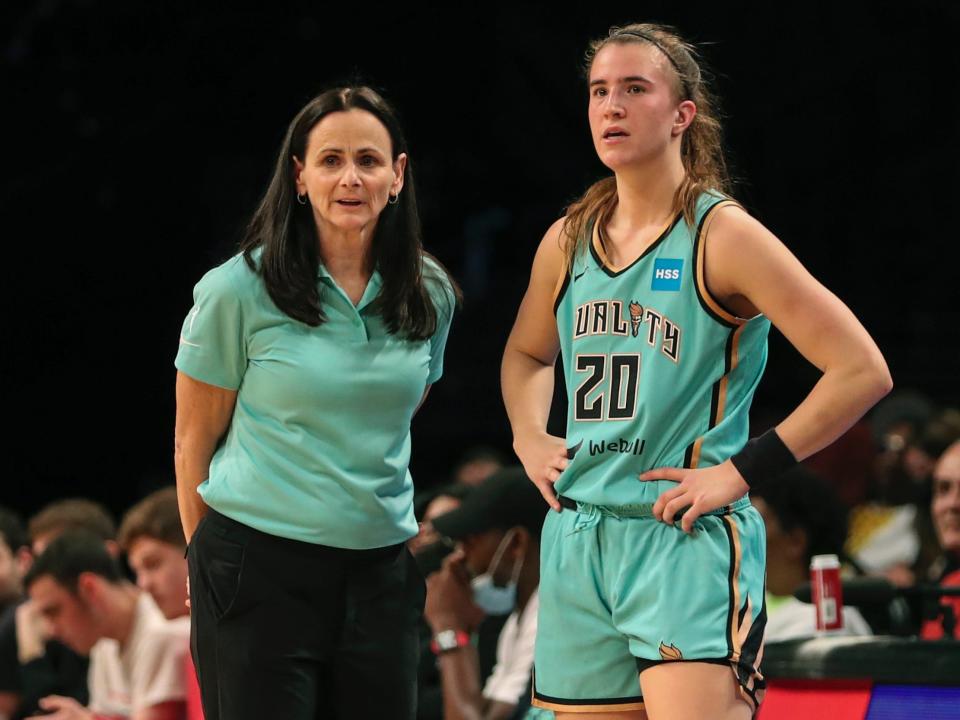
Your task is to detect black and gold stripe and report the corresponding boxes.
[531,668,645,713]
[683,324,744,469]
[722,514,743,662]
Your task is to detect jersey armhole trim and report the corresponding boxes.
[552,222,572,315]
[552,271,570,316]
[694,200,753,328]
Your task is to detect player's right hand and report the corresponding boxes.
[513,430,568,512]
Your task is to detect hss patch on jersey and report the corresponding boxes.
[651,258,684,291]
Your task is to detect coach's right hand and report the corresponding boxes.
[513,430,568,512]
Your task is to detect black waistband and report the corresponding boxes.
[203,508,403,562]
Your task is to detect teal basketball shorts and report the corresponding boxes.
[531,495,766,714]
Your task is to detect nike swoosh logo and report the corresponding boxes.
[574,270,586,282]
[179,335,201,348]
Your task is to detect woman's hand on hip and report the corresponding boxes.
[640,461,749,534]
[513,431,569,512]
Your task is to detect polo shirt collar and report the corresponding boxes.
[317,262,383,311]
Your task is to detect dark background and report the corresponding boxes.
[4,0,958,519]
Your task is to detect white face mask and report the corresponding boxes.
[470,528,524,616]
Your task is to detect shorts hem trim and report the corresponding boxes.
[531,696,646,713]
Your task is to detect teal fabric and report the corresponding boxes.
[533,505,766,704]
[535,190,771,709]
[175,251,454,549]
[554,191,771,507]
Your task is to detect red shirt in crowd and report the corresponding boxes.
[920,568,960,640]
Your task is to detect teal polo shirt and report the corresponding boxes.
[175,251,454,549]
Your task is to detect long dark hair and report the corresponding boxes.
[563,23,732,267]
[240,86,460,340]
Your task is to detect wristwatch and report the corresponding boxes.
[430,629,470,655]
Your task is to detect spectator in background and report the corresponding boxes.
[412,485,467,720]
[28,500,118,557]
[410,484,472,558]
[847,405,960,587]
[751,467,872,641]
[452,447,506,487]
[802,420,875,510]
[118,489,189,623]
[0,499,116,720]
[424,467,549,720]
[0,507,30,616]
[118,488,202,719]
[921,440,960,640]
[25,531,189,720]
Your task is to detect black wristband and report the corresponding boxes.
[729,428,797,489]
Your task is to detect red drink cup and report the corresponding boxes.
[810,553,844,633]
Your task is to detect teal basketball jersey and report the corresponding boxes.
[554,192,771,506]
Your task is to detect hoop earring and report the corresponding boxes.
[296,193,307,205]
[388,193,399,205]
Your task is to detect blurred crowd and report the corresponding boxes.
[0,390,957,720]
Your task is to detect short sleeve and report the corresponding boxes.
[426,275,455,385]
[174,261,247,390]
[129,627,189,711]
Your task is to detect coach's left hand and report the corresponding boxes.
[639,461,749,534]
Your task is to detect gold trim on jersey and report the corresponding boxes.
[591,211,682,275]
[687,323,744,469]
[694,200,749,326]
[716,324,745,425]
[723,514,744,663]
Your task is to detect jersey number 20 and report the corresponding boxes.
[574,353,641,421]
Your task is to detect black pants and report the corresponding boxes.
[187,509,425,720]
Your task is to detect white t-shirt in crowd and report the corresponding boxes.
[88,592,191,717]
[483,588,539,705]
[764,594,873,642]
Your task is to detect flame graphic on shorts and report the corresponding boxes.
[658,642,683,661]
[628,302,643,337]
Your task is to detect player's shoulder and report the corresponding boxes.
[539,216,568,254]
[704,198,778,255]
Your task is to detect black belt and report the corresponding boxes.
[558,495,578,511]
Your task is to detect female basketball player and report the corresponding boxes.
[501,24,891,720]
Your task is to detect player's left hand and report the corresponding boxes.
[639,461,749,534]
[25,695,94,720]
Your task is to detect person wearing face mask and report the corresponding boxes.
[424,467,550,720]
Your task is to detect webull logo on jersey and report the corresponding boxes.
[588,437,646,457]
[651,258,683,291]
